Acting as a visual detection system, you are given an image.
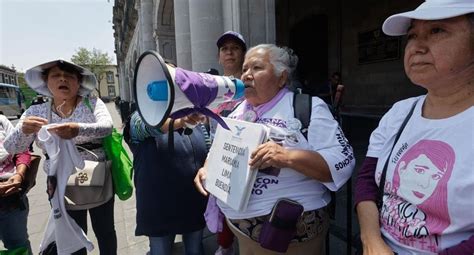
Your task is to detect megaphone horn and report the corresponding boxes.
[133,50,244,129]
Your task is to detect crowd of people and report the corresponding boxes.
[0,0,473,254]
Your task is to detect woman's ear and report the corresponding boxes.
[278,70,288,88]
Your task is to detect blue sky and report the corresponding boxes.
[0,0,116,72]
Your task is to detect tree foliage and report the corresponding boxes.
[71,47,113,97]
[17,73,37,108]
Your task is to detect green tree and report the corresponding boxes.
[71,47,113,97]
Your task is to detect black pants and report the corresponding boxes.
[68,197,117,255]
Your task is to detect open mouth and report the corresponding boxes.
[58,85,69,90]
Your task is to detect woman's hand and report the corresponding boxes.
[48,123,80,139]
[362,237,394,255]
[357,201,394,255]
[179,113,206,129]
[249,141,289,170]
[22,116,48,135]
[194,166,208,196]
[0,174,23,197]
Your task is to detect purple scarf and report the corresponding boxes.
[237,88,290,121]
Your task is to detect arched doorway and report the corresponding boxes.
[289,14,328,96]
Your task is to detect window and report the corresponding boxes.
[106,71,114,84]
[108,86,116,97]
[0,86,8,98]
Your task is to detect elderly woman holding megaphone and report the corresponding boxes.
[194,44,355,254]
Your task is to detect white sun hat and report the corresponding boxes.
[25,59,97,97]
[382,0,474,36]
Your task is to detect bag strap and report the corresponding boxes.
[376,99,418,211]
[167,119,175,153]
[83,97,93,113]
[76,145,100,161]
[293,92,312,139]
[47,99,52,123]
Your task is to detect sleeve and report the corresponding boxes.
[439,235,474,255]
[306,97,355,191]
[78,98,113,138]
[14,150,31,168]
[4,110,37,154]
[354,157,379,206]
[367,96,421,157]
[0,115,15,135]
[129,111,163,143]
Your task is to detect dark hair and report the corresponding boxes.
[42,61,83,82]
[468,13,474,25]
[468,13,474,31]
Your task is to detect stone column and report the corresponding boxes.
[239,0,275,46]
[188,0,223,72]
[118,61,130,101]
[139,0,155,53]
[174,0,192,69]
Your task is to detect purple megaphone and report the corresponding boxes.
[134,50,244,129]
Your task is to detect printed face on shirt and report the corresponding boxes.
[398,154,444,205]
[241,48,286,106]
[403,16,474,89]
[46,66,81,101]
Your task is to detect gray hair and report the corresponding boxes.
[246,44,298,88]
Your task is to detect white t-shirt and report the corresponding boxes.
[367,95,474,254]
[218,92,355,219]
[38,125,94,254]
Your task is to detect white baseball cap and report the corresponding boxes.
[382,0,474,36]
[25,59,97,97]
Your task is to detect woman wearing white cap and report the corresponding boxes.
[4,59,116,254]
[355,1,473,254]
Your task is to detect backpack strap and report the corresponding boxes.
[293,93,312,139]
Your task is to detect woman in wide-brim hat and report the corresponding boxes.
[4,59,117,255]
[355,0,474,254]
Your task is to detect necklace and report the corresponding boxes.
[53,97,79,118]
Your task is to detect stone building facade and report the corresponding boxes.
[113,0,426,117]
[96,65,120,101]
